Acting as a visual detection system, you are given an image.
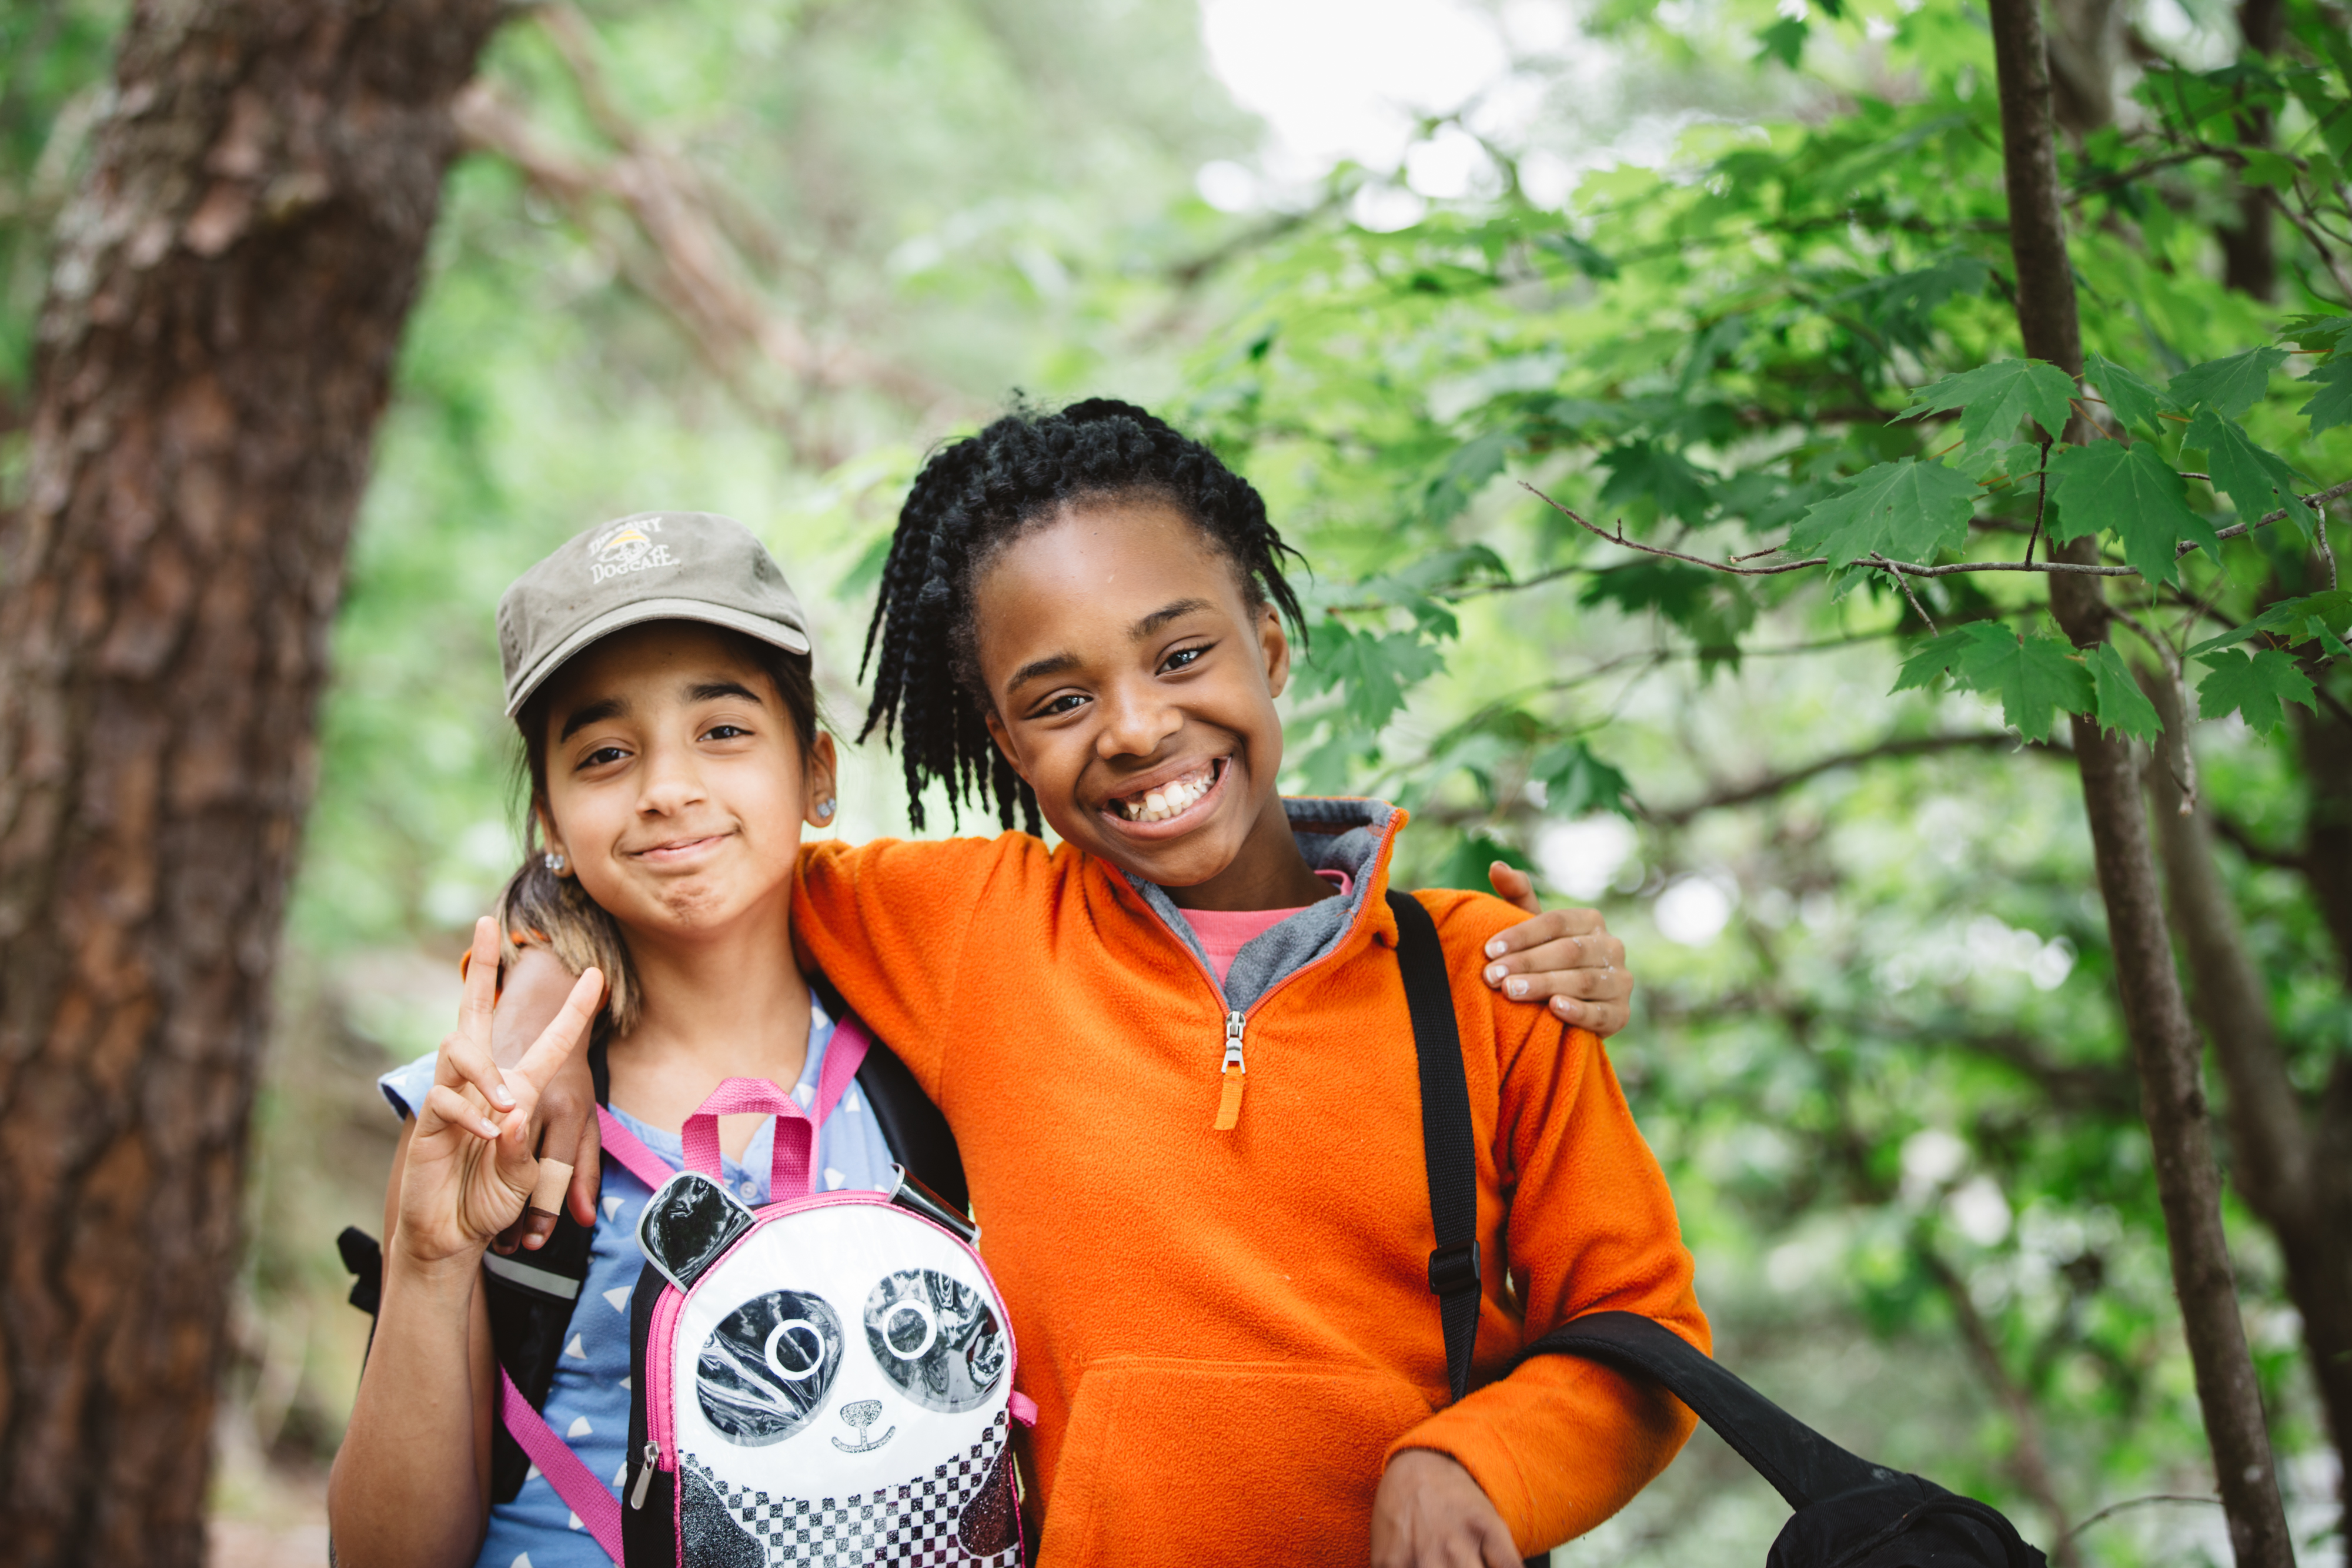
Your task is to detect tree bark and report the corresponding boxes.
[1983,0,2297,1560]
[2219,0,2284,300]
[0,4,501,1563]
[2146,672,2352,1547]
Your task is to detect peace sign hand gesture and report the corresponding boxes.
[395,917,604,1271]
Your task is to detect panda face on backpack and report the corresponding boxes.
[629,1171,1025,1567]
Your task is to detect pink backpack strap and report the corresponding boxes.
[676,1022,872,1199]
[817,1012,871,1125]
[681,1078,813,1194]
[499,1368,623,1564]
[596,1105,679,1192]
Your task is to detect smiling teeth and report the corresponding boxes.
[1117,763,1215,823]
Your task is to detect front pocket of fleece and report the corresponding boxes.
[1042,1359,1436,1568]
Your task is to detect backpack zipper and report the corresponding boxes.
[628,1440,657,1510]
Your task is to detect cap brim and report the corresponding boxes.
[504,598,813,717]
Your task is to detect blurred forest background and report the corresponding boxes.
[3,0,2348,1563]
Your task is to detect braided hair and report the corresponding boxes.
[860,397,1306,833]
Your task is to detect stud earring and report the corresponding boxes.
[543,851,567,873]
[817,799,836,820]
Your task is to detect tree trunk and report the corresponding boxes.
[0,4,500,1563]
[2145,672,2352,1547]
[2219,0,2284,300]
[1983,0,2297,1560]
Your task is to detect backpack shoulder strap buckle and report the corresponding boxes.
[1428,1238,1482,1299]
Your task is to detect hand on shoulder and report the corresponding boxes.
[1479,862,1633,1038]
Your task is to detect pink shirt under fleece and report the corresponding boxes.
[1178,869,1354,987]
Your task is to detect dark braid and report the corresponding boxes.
[859,397,1307,832]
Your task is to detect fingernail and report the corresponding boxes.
[1485,963,1507,985]
[1485,938,1506,959]
[479,1118,502,1138]
[490,1085,516,1110]
[1506,978,1528,998]
[1555,998,1578,1018]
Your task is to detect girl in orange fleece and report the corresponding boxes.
[798,400,1708,1565]
[505,402,1703,1564]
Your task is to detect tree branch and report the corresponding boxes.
[1920,1245,2082,1564]
[450,39,955,461]
[1646,732,2065,827]
[1514,475,2352,585]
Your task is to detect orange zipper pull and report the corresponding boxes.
[1213,1011,1247,1130]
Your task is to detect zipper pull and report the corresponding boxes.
[629,1440,659,1509]
[1214,1011,1247,1131]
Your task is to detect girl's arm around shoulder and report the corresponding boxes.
[1389,888,1709,1557]
[790,831,1065,1094]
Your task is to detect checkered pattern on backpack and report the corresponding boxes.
[685,1410,1018,1567]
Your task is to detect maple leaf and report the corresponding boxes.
[2186,407,2311,527]
[1596,439,1712,523]
[2084,352,2175,436]
[2195,647,2317,734]
[2088,642,2163,743]
[1894,621,2092,738]
[1786,459,1979,568]
[1295,620,1442,734]
[1900,358,2077,453]
[2167,346,2289,419]
[2298,356,2352,436]
[2045,440,2217,587]
[2187,590,2352,660]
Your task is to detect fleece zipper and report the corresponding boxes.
[1138,812,1405,1131]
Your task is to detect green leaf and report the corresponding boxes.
[2084,353,2174,436]
[1295,619,1443,734]
[2195,646,2317,734]
[1535,231,1618,280]
[1578,561,1755,654]
[1893,622,2093,739]
[2239,147,2302,190]
[1786,459,1979,567]
[1755,15,1808,67]
[1532,738,1633,817]
[2298,356,2352,436]
[1970,627,2096,740]
[1893,626,1979,692]
[2186,589,2352,657]
[1900,357,2077,452]
[2045,441,2217,586]
[1426,432,1511,524]
[1430,830,1535,893]
[2185,406,2311,528]
[2167,346,2289,419]
[2089,643,2163,743]
[2281,313,2352,355]
[1595,440,1712,523]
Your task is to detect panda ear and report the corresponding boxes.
[638,1171,757,1292]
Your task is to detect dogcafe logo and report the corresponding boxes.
[589,519,679,584]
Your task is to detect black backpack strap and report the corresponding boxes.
[1386,890,1480,1405]
[1516,1311,1885,1511]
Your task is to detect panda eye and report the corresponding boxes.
[697,1290,843,1445]
[863,1268,1005,1414]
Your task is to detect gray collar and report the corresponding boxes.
[1124,798,1396,1012]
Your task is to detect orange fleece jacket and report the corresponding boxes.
[793,810,1705,1564]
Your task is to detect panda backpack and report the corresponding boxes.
[505,1021,1031,1568]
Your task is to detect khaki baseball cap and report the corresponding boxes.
[498,511,813,717]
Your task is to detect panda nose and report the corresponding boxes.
[842,1399,883,1435]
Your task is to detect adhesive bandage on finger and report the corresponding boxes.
[529,1158,574,1216]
